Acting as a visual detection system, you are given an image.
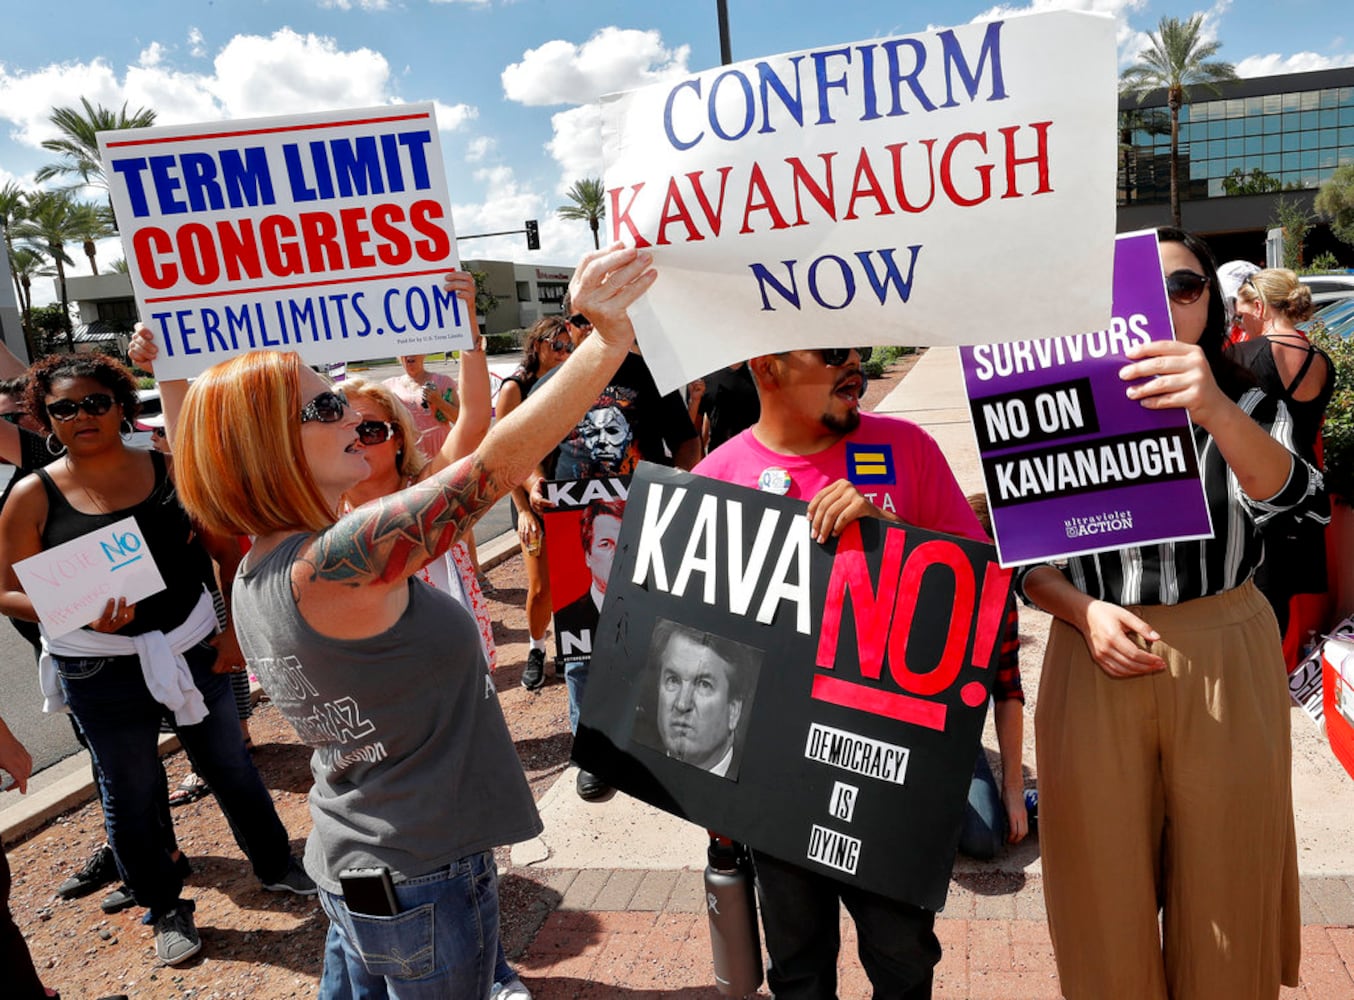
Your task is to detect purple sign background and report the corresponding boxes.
[959,230,1212,565]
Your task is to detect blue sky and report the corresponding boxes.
[2,0,1350,303]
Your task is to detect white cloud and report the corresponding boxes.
[544,104,605,193]
[0,27,477,150]
[464,136,496,162]
[501,27,690,107]
[187,27,207,59]
[428,100,476,132]
[1236,52,1354,77]
[320,0,394,9]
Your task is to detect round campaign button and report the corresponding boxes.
[758,467,792,495]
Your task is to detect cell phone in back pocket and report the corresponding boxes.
[339,867,400,916]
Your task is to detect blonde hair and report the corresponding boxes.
[342,376,427,480]
[176,351,337,536]
[1236,268,1315,323]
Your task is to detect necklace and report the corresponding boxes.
[64,456,113,515]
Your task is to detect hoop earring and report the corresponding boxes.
[120,418,134,439]
[46,434,66,456]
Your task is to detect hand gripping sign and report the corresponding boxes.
[573,463,1012,910]
[98,103,466,379]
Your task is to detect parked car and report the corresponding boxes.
[1300,296,1354,340]
[129,386,162,449]
[1299,273,1354,308]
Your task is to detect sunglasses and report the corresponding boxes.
[299,389,349,424]
[47,393,115,422]
[568,314,592,330]
[355,420,398,445]
[817,347,873,367]
[1166,270,1209,305]
[0,411,25,425]
[151,427,167,439]
[549,336,574,353]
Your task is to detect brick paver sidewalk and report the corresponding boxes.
[512,869,1354,999]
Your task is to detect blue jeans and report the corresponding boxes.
[318,850,501,999]
[57,643,292,916]
[563,657,589,734]
[957,752,1006,861]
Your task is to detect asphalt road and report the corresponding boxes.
[2,352,516,778]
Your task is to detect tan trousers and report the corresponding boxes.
[1035,582,1301,1000]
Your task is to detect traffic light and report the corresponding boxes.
[524,219,540,251]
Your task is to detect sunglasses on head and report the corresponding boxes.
[47,393,115,422]
[355,420,397,445]
[817,347,873,367]
[568,314,592,330]
[1166,270,1209,305]
[299,389,349,424]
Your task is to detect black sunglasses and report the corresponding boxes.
[568,314,592,330]
[817,347,873,367]
[299,389,349,424]
[0,411,24,425]
[47,393,115,422]
[355,420,397,445]
[151,427,167,439]
[1166,270,1209,305]
[549,336,574,353]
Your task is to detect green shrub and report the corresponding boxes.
[861,344,912,378]
[485,332,520,355]
[1310,322,1354,505]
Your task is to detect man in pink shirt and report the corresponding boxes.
[695,346,984,1000]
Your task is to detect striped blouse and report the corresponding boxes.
[1016,388,1329,608]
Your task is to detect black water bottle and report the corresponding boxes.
[704,836,763,997]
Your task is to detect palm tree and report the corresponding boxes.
[8,247,48,357]
[1120,14,1236,227]
[0,182,29,310]
[15,190,83,352]
[69,202,115,273]
[557,178,607,250]
[36,98,156,228]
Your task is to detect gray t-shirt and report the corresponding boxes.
[233,533,541,892]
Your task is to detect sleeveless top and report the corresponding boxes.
[37,449,209,635]
[1231,335,1335,465]
[232,532,541,891]
[499,365,536,399]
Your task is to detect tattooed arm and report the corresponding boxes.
[289,244,656,638]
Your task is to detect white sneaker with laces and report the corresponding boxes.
[490,976,533,1000]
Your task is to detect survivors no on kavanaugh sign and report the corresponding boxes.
[99,103,467,379]
[573,464,1013,910]
[600,11,1119,393]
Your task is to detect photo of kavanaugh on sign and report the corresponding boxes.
[573,464,1013,911]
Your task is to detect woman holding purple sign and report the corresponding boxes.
[1019,228,1325,999]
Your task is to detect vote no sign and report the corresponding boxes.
[13,516,167,638]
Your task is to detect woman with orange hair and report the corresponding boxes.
[149,248,654,998]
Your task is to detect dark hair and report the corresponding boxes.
[521,316,571,378]
[24,352,141,431]
[1156,227,1256,399]
[580,498,626,553]
[650,618,758,704]
[0,376,28,400]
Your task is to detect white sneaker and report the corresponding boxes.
[490,976,533,1000]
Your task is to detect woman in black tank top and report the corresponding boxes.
[0,353,308,967]
[1231,269,1336,636]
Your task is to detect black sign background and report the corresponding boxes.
[574,464,1010,911]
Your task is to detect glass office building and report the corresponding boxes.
[1116,66,1354,264]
